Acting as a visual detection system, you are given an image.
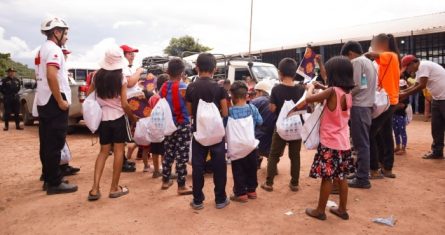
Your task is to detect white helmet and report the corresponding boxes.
[41,17,69,32]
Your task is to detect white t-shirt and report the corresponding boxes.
[416,61,445,100]
[33,40,72,115]
[123,65,143,98]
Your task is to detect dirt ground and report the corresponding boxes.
[0,118,444,235]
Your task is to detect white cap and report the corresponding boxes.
[41,17,69,32]
[254,80,273,94]
[99,45,127,71]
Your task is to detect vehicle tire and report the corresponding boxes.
[21,102,34,126]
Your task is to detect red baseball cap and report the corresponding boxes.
[401,55,417,72]
[120,45,139,53]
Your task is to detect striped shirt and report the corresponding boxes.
[160,80,190,125]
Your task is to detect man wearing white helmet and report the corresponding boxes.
[34,17,78,195]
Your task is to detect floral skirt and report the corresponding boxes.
[309,144,355,180]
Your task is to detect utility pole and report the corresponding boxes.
[249,0,253,56]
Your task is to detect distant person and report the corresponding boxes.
[159,59,193,195]
[364,33,401,179]
[1,68,22,131]
[261,58,305,192]
[227,81,263,202]
[340,41,376,189]
[87,46,138,201]
[251,80,276,169]
[393,79,410,156]
[245,76,257,100]
[305,56,355,221]
[121,44,143,172]
[186,53,230,210]
[34,17,77,195]
[399,55,445,159]
[147,74,169,177]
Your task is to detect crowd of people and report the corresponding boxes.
[8,16,445,222]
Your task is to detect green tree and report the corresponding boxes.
[164,35,212,56]
[0,53,34,78]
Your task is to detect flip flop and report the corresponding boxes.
[109,186,129,198]
[88,190,101,201]
[305,208,327,221]
[329,207,349,220]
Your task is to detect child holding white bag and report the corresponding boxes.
[227,81,263,202]
[87,46,138,201]
[304,56,355,221]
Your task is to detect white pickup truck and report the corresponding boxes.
[19,77,87,130]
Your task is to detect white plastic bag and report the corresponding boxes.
[133,117,151,146]
[301,104,324,150]
[60,142,72,165]
[82,91,102,133]
[147,98,177,143]
[276,100,305,141]
[193,99,225,146]
[405,104,413,125]
[226,116,259,161]
[372,89,390,119]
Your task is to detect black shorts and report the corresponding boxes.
[150,142,165,155]
[99,115,132,145]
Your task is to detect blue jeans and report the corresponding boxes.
[409,93,420,113]
[191,138,227,204]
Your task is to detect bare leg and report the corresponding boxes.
[153,154,160,172]
[316,178,333,214]
[142,148,150,168]
[110,143,125,193]
[127,143,137,160]
[337,179,349,213]
[91,144,111,195]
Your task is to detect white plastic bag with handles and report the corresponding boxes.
[193,99,225,146]
[60,142,72,165]
[133,117,151,146]
[372,88,390,119]
[276,100,305,141]
[147,98,177,143]
[226,116,259,161]
[301,104,324,150]
[82,91,102,133]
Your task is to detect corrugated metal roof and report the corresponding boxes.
[239,12,445,55]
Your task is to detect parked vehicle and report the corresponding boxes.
[19,71,89,130]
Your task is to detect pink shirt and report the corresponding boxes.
[320,87,352,151]
[97,77,128,121]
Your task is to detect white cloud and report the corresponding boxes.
[0,26,38,62]
[112,20,145,29]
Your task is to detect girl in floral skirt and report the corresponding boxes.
[304,56,355,221]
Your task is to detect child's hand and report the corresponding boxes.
[313,81,327,90]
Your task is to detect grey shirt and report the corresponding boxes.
[351,56,376,107]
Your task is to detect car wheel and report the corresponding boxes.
[21,102,34,126]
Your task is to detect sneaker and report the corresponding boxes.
[46,182,78,195]
[190,201,204,210]
[247,191,257,199]
[42,179,69,191]
[230,194,248,203]
[215,198,230,209]
[289,183,299,192]
[422,152,444,160]
[348,178,371,189]
[122,162,136,172]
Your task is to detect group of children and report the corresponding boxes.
[85,45,361,221]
